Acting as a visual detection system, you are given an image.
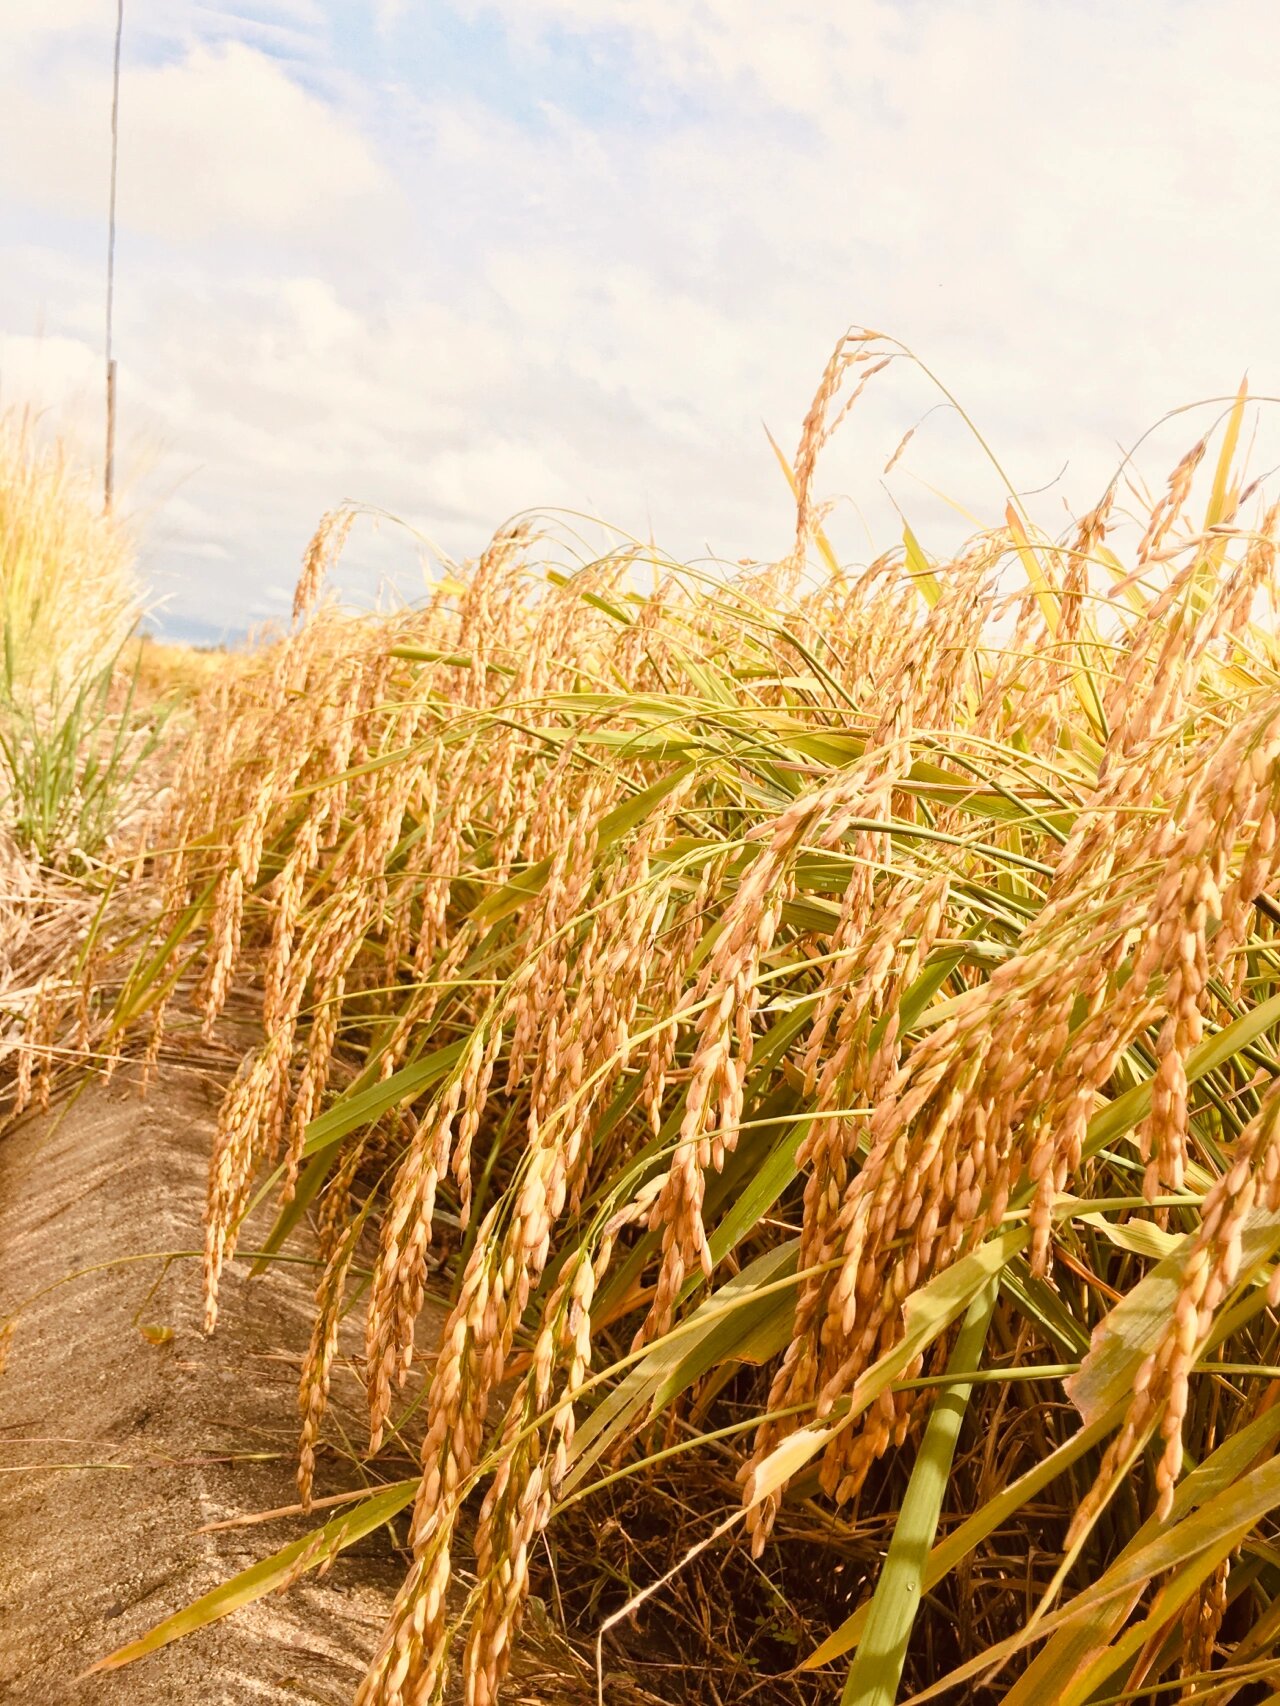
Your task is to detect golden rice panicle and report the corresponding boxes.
[748,876,950,1508]
[1107,504,1278,771]
[364,1015,507,1447]
[640,754,912,1354]
[638,794,807,1343]
[379,1079,620,1693]
[199,866,244,1037]
[1180,1553,1232,1692]
[399,1192,657,1706]
[263,801,326,1032]
[504,765,616,1096]
[1136,437,1207,565]
[911,543,1002,732]
[804,875,950,1253]
[378,923,477,1088]
[380,743,446,981]
[446,1005,508,1230]
[204,1050,274,1329]
[463,1248,597,1706]
[354,1545,452,1706]
[797,713,936,1104]
[282,984,343,1199]
[357,1239,502,1706]
[637,846,729,1138]
[974,520,1102,754]
[1073,1075,1280,1541]
[975,582,1048,737]
[611,571,678,691]
[297,1210,362,1510]
[362,1101,450,1448]
[787,327,893,574]
[1129,707,1280,1211]
[453,519,530,665]
[293,506,356,622]
[1057,714,1280,1537]
[520,779,688,1203]
[466,1415,546,1706]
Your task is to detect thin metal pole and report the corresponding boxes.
[105,357,117,511]
[105,0,123,512]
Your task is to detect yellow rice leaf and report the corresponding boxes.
[1204,373,1248,529]
[764,424,841,574]
[1066,1203,1280,1426]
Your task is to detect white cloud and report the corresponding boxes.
[4,0,1280,636]
[0,39,391,245]
[0,332,100,418]
[0,0,105,41]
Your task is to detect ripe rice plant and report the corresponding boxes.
[92,334,1280,1703]
[0,408,136,688]
[0,409,155,871]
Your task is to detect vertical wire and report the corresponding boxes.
[105,0,124,511]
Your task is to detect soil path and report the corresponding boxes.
[0,1065,421,1704]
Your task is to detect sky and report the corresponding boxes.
[3,1,1280,643]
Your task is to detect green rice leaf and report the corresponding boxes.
[840,1277,997,1705]
[84,1480,418,1674]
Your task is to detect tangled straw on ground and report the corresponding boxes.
[89,338,1280,1703]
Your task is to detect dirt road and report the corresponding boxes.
[0,1065,412,1704]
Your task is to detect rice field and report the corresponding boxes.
[9,334,1280,1703]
